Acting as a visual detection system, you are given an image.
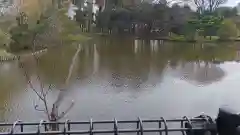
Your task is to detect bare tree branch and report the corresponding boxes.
[34,104,46,112]
[44,84,53,97]
[193,0,227,13]
[19,54,51,120]
[33,54,51,120]
[19,43,81,123]
[19,61,44,100]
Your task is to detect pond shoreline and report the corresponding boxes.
[95,33,240,42]
[0,35,92,62]
[135,36,240,42]
[0,48,48,62]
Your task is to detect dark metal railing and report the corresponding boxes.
[0,115,216,135]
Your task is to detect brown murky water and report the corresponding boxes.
[1,37,240,122]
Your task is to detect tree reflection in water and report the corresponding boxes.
[0,62,25,121]
[173,62,225,86]
[6,39,238,93]
[168,42,237,86]
[94,38,237,89]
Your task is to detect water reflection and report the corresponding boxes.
[0,62,26,121]
[23,38,239,89]
[1,37,240,121]
[171,62,225,86]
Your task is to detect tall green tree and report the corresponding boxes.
[187,15,223,39]
[214,7,238,18]
[217,19,238,40]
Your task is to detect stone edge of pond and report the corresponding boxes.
[0,49,48,62]
[131,36,240,42]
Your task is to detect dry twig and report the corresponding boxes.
[18,44,81,122]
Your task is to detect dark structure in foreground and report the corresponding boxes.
[0,107,239,135]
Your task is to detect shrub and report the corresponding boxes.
[9,25,33,51]
[184,23,196,40]
[9,15,50,52]
[0,29,11,49]
[217,19,238,40]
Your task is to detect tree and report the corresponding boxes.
[170,3,193,35]
[184,22,197,40]
[194,0,227,14]
[187,15,222,39]
[9,11,50,51]
[214,7,238,18]
[217,19,238,40]
[95,9,112,32]
[0,29,10,48]
[75,9,87,27]
[110,8,132,33]
[233,16,240,31]
[18,44,81,130]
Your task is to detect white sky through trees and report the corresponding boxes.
[153,0,238,7]
[91,0,238,12]
[223,0,238,7]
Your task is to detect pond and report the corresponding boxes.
[1,37,240,122]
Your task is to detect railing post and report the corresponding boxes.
[37,120,45,135]
[90,119,93,135]
[114,118,118,135]
[68,120,71,135]
[10,120,21,135]
[44,123,48,132]
[20,124,23,133]
[64,119,69,135]
[159,118,162,135]
[181,119,185,135]
[138,117,143,135]
[183,116,193,135]
[161,117,168,135]
[137,118,139,135]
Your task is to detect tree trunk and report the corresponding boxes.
[49,104,59,131]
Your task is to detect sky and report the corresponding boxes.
[153,0,239,7]
[187,0,238,7]
[223,0,239,7]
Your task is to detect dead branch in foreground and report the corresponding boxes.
[18,44,81,126]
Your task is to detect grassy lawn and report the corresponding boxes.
[65,34,91,43]
[169,34,240,42]
[169,34,186,41]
